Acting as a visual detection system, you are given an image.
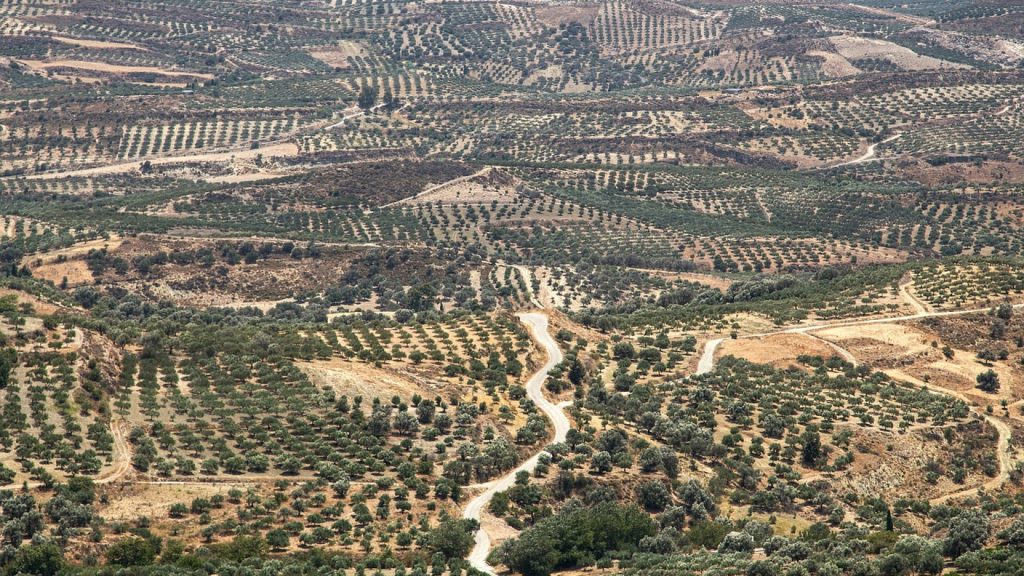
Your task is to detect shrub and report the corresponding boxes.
[106,537,156,567]
[498,502,656,576]
[977,369,1000,393]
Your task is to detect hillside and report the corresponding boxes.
[3,1,1024,576]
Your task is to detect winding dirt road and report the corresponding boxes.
[695,300,1024,376]
[463,312,566,575]
[886,368,1013,504]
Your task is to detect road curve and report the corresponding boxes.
[898,276,930,315]
[766,302,1024,339]
[825,133,901,169]
[463,312,566,575]
[792,336,1013,504]
[887,368,1014,505]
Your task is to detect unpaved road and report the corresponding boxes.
[787,336,1012,504]
[697,300,1024,367]
[25,143,299,180]
[899,275,930,315]
[826,133,901,169]
[96,419,132,484]
[885,368,1012,504]
[463,312,566,575]
[696,338,723,375]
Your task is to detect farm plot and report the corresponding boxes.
[87,306,550,553]
[887,107,1024,158]
[117,116,310,160]
[588,1,726,55]
[911,260,1024,309]
[595,353,990,503]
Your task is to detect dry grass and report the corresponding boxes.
[533,3,601,28]
[309,40,368,69]
[829,36,966,71]
[19,59,214,79]
[717,333,837,369]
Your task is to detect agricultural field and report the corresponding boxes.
[3,0,1024,576]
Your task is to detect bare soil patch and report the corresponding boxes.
[298,358,446,403]
[817,319,1018,407]
[534,3,601,28]
[77,234,360,306]
[806,50,860,77]
[0,287,62,316]
[718,333,836,369]
[19,59,214,79]
[825,424,993,501]
[48,36,147,50]
[629,269,734,291]
[830,35,966,71]
[28,237,122,287]
[813,322,938,368]
[98,482,241,524]
[309,41,367,69]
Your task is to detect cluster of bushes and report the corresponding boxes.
[325,247,496,312]
[84,240,320,279]
[496,501,657,576]
[576,264,908,331]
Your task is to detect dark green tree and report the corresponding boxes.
[106,536,156,567]
[977,369,1000,393]
[358,85,378,110]
[427,518,476,560]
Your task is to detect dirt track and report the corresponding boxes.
[19,59,213,79]
[379,165,493,209]
[96,419,132,484]
[463,312,566,575]
[26,143,299,180]
[828,133,901,169]
[886,368,1012,504]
